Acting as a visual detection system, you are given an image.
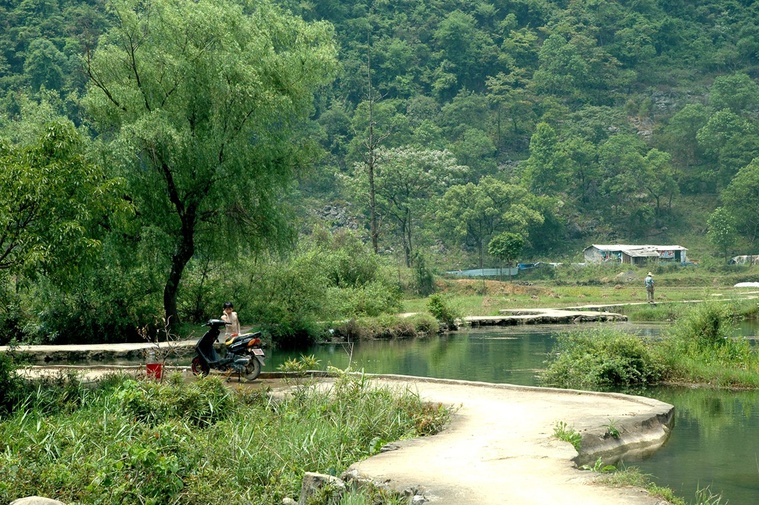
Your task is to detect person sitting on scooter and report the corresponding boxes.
[221,301,241,342]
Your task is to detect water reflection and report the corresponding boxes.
[269,322,661,385]
[269,325,562,386]
[631,387,759,504]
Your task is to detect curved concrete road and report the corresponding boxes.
[345,376,674,505]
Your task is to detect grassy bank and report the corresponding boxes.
[404,280,759,319]
[541,302,759,391]
[396,262,759,325]
[0,372,449,505]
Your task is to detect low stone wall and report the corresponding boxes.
[5,340,197,364]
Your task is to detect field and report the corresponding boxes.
[402,263,759,321]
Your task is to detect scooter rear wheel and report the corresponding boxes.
[191,356,210,377]
[244,358,262,381]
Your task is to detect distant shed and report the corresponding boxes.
[729,255,759,265]
[583,244,688,266]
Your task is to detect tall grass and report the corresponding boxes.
[599,466,726,505]
[657,302,759,387]
[541,301,759,390]
[0,372,449,505]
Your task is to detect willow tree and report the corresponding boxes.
[0,120,122,280]
[84,0,338,326]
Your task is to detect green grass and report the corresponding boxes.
[553,421,582,451]
[598,467,686,505]
[401,264,759,321]
[0,372,450,505]
[599,466,726,505]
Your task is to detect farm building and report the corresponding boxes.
[583,244,688,266]
[729,255,759,265]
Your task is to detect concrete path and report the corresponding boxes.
[467,308,627,326]
[346,376,674,505]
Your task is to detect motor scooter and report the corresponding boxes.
[190,319,265,381]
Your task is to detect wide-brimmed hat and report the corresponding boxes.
[647,272,653,276]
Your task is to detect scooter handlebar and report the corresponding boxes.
[205,319,230,327]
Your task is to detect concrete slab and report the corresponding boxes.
[467,308,627,326]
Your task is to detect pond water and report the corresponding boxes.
[268,321,759,505]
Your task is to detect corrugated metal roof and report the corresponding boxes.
[623,248,660,257]
[589,244,687,251]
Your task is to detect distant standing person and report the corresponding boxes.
[644,272,655,304]
[220,301,241,342]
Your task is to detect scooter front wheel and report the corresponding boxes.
[191,356,210,377]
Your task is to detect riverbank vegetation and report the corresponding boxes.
[542,302,759,391]
[0,371,449,504]
[599,467,724,505]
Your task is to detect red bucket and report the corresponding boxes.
[146,363,163,380]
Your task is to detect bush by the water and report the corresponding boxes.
[541,328,663,392]
[657,302,759,387]
[0,371,449,504]
[667,302,734,353]
[427,294,460,330]
[542,302,759,391]
[332,313,440,341]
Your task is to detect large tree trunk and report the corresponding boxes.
[163,220,195,329]
[162,168,198,329]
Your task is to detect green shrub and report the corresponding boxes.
[541,328,663,392]
[117,376,234,427]
[329,280,402,318]
[0,352,23,415]
[407,313,440,335]
[412,253,435,296]
[332,315,421,341]
[25,256,163,345]
[654,303,759,386]
[0,372,448,505]
[668,301,734,352]
[0,288,24,345]
[427,294,460,329]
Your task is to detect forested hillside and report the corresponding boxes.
[2,0,759,344]
[291,0,759,262]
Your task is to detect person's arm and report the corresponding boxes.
[233,312,241,335]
